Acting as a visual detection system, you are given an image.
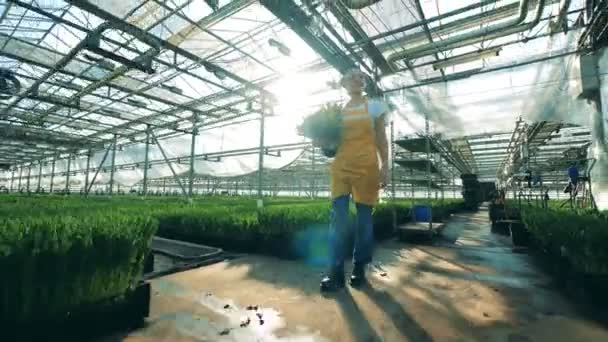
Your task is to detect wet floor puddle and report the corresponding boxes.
[132,278,329,341]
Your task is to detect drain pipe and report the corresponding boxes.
[388,0,546,66]
[342,0,381,10]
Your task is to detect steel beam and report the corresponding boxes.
[65,154,71,193]
[152,131,188,198]
[385,49,581,93]
[189,119,198,198]
[9,168,14,192]
[142,126,150,195]
[84,150,91,191]
[109,135,117,195]
[259,0,382,96]
[328,0,391,74]
[49,156,55,193]
[65,0,272,98]
[36,161,42,191]
[25,165,31,192]
[258,95,266,200]
[413,0,447,81]
[86,143,112,195]
[0,21,112,118]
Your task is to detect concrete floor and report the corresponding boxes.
[114,209,608,342]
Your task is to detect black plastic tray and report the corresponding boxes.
[151,236,223,261]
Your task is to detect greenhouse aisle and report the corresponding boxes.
[116,209,608,342]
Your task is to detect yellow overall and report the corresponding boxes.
[331,100,379,206]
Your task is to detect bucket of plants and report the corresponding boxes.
[299,103,343,158]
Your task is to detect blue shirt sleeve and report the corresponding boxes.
[367,98,389,119]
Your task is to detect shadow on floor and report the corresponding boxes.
[332,290,382,342]
[215,209,608,340]
[357,285,433,342]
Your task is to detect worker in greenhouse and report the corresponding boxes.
[568,162,579,188]
[319,69,390,291]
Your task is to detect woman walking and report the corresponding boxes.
[319,69,390,291]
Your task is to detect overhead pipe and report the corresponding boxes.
[343,0,382,10]
[377,0,558,53]
[351,0,499,47]
[7,0,250,118]
[0,21,113,118]
[384,48,581,93]
[6,0,235,138]
[65,0,274,98]
[0,32,210,125]
[400,7,584,72]
[388,0,543,65]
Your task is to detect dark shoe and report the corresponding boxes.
[349,264,367,287]
[320,274,345,292]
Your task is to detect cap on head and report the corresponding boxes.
[340,69,366,91]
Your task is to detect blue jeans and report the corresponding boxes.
[328,195,374,275]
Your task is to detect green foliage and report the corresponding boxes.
[300,102,343,143]
[0,194,466,321]
[0,212,157,323]
[522,207,608,275]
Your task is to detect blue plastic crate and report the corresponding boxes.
[412,205,432,222]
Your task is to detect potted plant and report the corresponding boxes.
[299,103,343,157]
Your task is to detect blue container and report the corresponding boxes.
[413,205,432,222]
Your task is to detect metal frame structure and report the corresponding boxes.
[0,0,602,198]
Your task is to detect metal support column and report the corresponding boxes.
[189,118,198,198]
[84,150,91,193]
[17,166,22,191]
[109,134,117,195]
[9,168,14,192]
[425,119,431,199]
[86,144,112,195]
[37,161,43,191]
[410,150,414,198]
[26,165,31,192]
[453,172,456,199]
[311,146,316,199]
[65,155,72,194]
[143,126,151,196]
[49,156,56,193]
[425,110,432,230]
[152,131,188,198]
[390,121,396,199]
[257,94,266,203]
[390,120,397,232]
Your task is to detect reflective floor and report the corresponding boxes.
[108,209,608,341]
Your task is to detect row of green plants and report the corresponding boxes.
[0,195,466,260]
[153,198,467,256]
[0,212,157,324]
[521,206,608,275]
[0,195,465,324]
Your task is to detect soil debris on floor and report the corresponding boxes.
[114,209,608,342]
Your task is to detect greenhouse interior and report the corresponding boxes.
[0,0,608,340]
